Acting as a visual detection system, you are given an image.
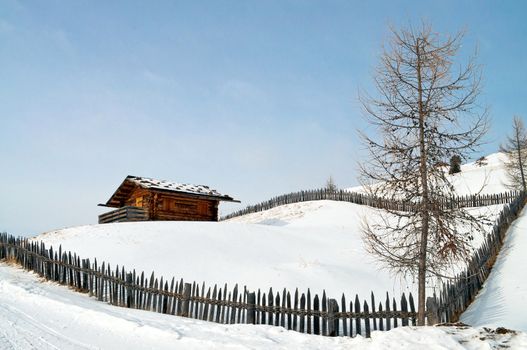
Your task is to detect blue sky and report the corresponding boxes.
[1,1,526,236]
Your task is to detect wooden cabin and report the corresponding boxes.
[98,175,239,224]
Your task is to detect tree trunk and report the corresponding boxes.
[416,38,429,326]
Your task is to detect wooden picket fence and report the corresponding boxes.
[221,189,520,220]
[426,191,526,323]
[0,192,524,337]
[0,232,417,337]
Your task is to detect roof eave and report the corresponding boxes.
[147,187,240,203]
[103,177,137,207]
[101,175,240,206]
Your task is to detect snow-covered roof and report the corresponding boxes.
[128,176,228,197]
[102,175,239,207]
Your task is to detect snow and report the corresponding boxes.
[1,263,525,350]
[451,153,510,196]
[39,201,414,300]
[346,152,510,196]
[35,154,511,312]
[0,263,350,349]
[13,151,524,347]
[461,205,527,332]
[36,201,504,306]
[124,175,237,201]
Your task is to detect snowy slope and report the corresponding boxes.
[24,151,518,350]
[451,153,510,195]
[347,152,509,195]
[461,206,527,332]
[37,201,503,304]
[35,153,511,305]
[39,202,412,300]
[1,263,525,350]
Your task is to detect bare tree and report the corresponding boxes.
[359,23,488,325]
[326,176,338,192]
[500,116,527,192]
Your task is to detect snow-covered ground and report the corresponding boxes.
[347,152,509,195]
[36,201,503,303]
[33,153,511,312]
[6,151,520,348]
[451,153,510,196]
[461,205,527,333]
[1,263,525,350]
[38,201,412,300]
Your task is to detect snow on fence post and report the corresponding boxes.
[247,292,256,324]
[181,282,192,317]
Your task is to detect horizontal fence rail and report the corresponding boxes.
[0,233,417,338]
[0,192,524,338]
[98,206,149,224]
[221,189,520,221]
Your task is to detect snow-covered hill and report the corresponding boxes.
[1,263,525,350]
[38,201,412,300]
[36,153,510,302]
[20,151,523,349]
[461,205,527,332]
[452,153,510,195]
[36,202,503,306]
[347,152,509,195]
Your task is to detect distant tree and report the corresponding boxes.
[449,155,462,174]
[500,116,527,192]
[326,176,338,192]
[475,156,487,167]
[359,23,488,325]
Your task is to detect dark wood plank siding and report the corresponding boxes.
[123,187,219,221]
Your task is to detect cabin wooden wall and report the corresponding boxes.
[124,187,219,221]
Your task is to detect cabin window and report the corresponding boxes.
[135,197,143,207]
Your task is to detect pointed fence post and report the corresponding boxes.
[426,297,440,325]
[327,299,339,336]
[126,272,133,308]
[247,292,256,324]
[181,283,192,317]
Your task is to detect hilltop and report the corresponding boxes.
[37,153,510,301]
